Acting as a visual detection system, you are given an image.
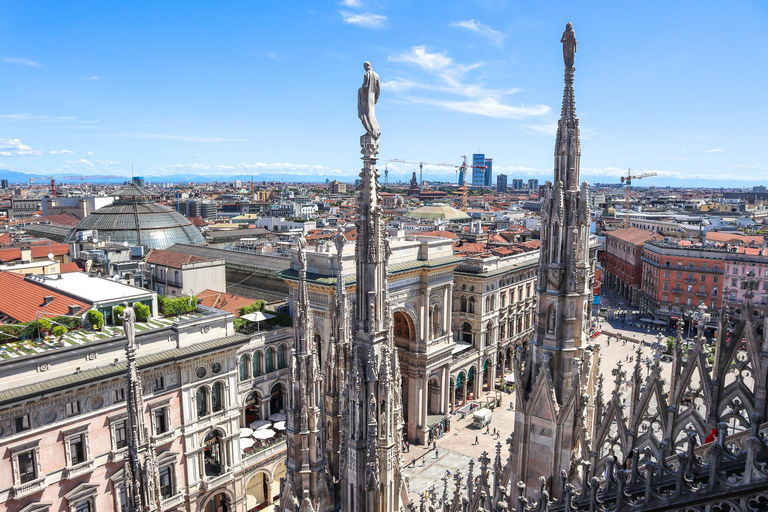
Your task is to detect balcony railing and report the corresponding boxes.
[154,429,178,446]
[243,440,286,467]
[696,291,709,297]
[161,492,186,509]
[684,278,696,285]
[201,470,233,492]
[11,476,47,499]
[671,289,684,295]
[63,458,95,479]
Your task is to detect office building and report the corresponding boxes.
[497,174,508,192]
[472,153,485,187]
[1,179,8,189]
[484,157,493,187]
[527,178,539,191]
[512,178,524,190]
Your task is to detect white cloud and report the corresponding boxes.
[406,96,549,119]
[71,158,95,166]
[387,46,549,119]
[340,11,387,28]
[0,113,77,121]
[704,148,724,153]
[340,0,361,6]
[86,75,101,80]
[266,52,280,61]
[0,138,43,156]
[49,149,75,155]
[2,57,40,67]
[450,20,507,47]
[107,134,248,142]
[523,122,558,135]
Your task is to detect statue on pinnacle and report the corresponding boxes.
[357,61,381,140]
[561,22,577,69]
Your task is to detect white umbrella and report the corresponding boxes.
[239,428,254,437]
[269,413,286,422]
[240,437,256,450]
[504,374,515,383]
[253,428,276,440]
[249,419,271,430]
[273,421,286,431]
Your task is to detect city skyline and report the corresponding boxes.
[0,1,766,186]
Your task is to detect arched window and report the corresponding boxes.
[212,382,223,413]
[266,348,275,373]
[239,354,250,381]
[462,322,472,344]
[196,387,209,418]
[278,345,286,369]
[490,295,495,310]
[253,351,263,377]
[468,297,476,314]
[460,295,468,312]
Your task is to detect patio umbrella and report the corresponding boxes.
[504,374,515,383]
[253,428,276,440]
[269,413,286,422]
[273,421,286,431]
[239,428,254,437]
[249,419,271,430]
[240,437,256,450]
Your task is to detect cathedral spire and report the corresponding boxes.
[511,23,595,503]
[121,304,162,512]
[341,61,405,512]
[281,235,333,512]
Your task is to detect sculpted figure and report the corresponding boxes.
[561,22,577,69]
[297,235,307,270]
[357,61,381,139]
[121,301,136,347]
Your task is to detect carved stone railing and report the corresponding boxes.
[160,492,186,509]
[154,429,178,446]
[200,470,233,492]
[10,475,47,499]
[63,458,95,479]
[243,440,286,467]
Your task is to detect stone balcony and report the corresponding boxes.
[154,429,178,446]
[200,470,233,492]
[242,440,286,468]
[10,475,47,500]
[161,492,186,509]
[63,458,95,479]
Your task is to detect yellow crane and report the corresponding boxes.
[620,169,657,228]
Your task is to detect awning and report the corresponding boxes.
[253,428,275,440]
[639,317,653,323]
[269,413,286,422]
[249,419,271,430]
[241,312,276,323]
[653,320,667,325]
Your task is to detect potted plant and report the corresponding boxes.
[86,310,104,331]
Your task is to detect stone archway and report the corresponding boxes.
[427,378,440,414]
[269,383,285,417]
[393,310,415,342]
[243,391,262,427]
[245,471,271,511]
[203,492,232,512]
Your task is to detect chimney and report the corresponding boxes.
[68,305,81,315]
[20,248,32,263]
[43,296,54,306]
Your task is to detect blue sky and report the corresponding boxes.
[0,1,765,186]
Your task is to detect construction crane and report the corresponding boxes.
[381,159,456,187]
[30,175,125,197]
[620,169,657,228]
[457,155,488,186]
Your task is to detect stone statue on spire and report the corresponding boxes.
[561,22,577,69]
[357,61,381,140]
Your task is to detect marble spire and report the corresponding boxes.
[280,235,333,512]
[340,62,406,512]
[122,304,162,512]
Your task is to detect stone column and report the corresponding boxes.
[441,365,450,415]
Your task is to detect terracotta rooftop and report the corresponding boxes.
[0,272,92,323]
[145,249,215,268]
[706,231,765,245]
[35,214,80,227]
[606,227,657,245]
[0,243,70,263]
[197,289,254,317]
[420,230,460,240]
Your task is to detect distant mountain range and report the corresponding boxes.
[0,168,764,189]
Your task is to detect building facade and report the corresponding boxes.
[0,302,293,512]
[603,227,654,305]
[484,158,493,187]
[497,174,508,193]
[146,249,226,297]
[472,154,486,187]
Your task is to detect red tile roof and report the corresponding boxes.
[706,231,764,245]
[197,289,254,317]
[606,227,656,245]
[0,243,69,263]
[0,233,10,246]
[145,249,213,268]
[59,262,85,273]
[0,272,92,322]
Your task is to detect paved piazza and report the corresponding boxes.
[404,289,683,496]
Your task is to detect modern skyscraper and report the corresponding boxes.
[472,153,485,187]
[132,176,145,188]
[457,158,467,186]
[1,179,8,189]
[512,178,524,190]
[527,178,539,191]
[484,158,493,187]
[497,174,508,192]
